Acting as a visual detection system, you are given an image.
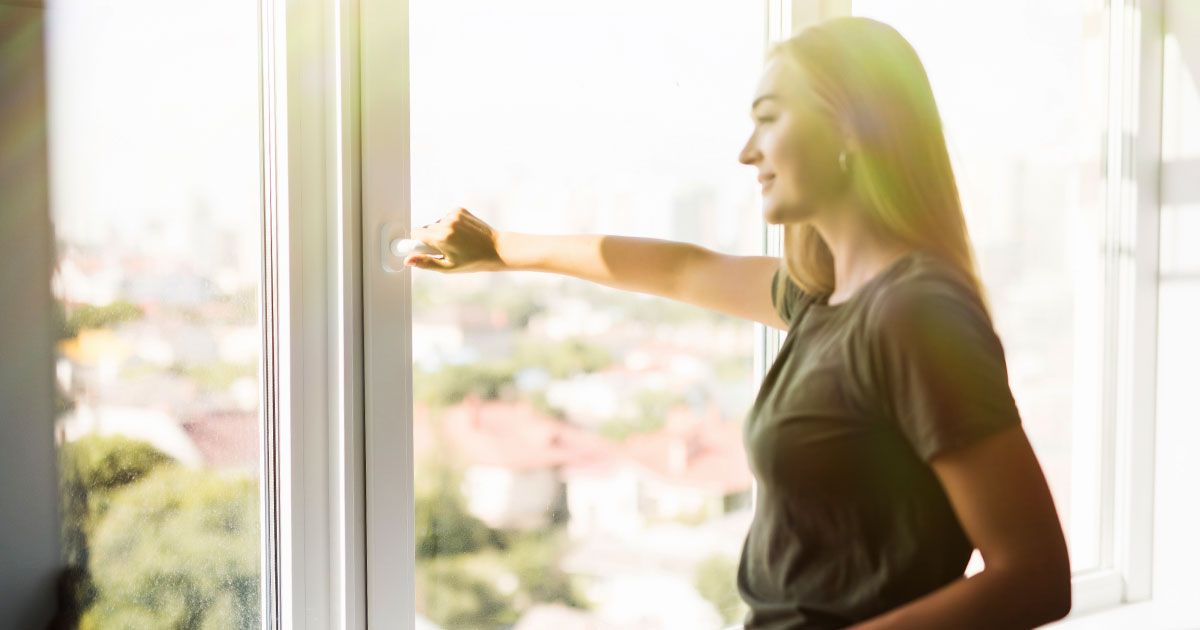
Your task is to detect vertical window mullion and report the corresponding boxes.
[1115,0,1163,604]
[359,0,415,627]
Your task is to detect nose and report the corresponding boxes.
[738,131,759,166]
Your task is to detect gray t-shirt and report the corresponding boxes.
[737,250,1022,629]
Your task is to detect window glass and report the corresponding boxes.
[851,1,1109,572]
[409,1,766,627]
[46,0,264,626]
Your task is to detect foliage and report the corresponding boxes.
[61,434,173,498]
[511,336,611,380]
[415,460,493,559]
[416,529,590,630]
[414,335,612,409]
[417,555,518,630]
[63,299,143,338]
[175,360,258,392]
[499,530,588,610]
[80,466,260,630]
[693,554,748,626]
[415,362,516,408]
[414,458,590,628]
[599,388,686,442]
[57,435,259,630]
[58,435,174,575]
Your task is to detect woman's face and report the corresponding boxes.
[739,57,848,225]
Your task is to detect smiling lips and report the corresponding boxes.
[759,174,775,190]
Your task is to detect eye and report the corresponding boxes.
[755,115,776,125]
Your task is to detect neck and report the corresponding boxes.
[808,198,912,305]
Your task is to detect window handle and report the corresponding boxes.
[391,238,441,259]
[380,222,443,272]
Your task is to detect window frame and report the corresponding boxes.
[260,0,368,625]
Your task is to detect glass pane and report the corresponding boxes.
[45,0,264,626]
[409,1,765,627]
[850,1,1108,572]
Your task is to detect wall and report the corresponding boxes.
[0,1,63,628]
[1149,1,1200,626]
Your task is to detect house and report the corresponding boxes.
[413,396,615,529]
[563,402,753,540]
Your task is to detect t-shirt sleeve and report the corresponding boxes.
[868,279,1022,462]
[771,265,807,327]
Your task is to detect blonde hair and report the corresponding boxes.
[770,17,987,310]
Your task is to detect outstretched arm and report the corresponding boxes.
[406,207,788,330]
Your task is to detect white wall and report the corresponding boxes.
[0,1,63,627]
[1148,1,1200,626]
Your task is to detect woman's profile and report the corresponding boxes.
[404,16,1072,630]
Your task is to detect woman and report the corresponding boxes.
[404,16,1071,630]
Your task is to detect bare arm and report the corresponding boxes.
[847,426,1072,630]
[406,208,788,331]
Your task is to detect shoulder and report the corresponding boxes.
[864,252,993,340]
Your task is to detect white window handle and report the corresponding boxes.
[380,222,443,272]
[390,238,442,259]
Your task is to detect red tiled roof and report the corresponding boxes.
[623,405,753,494]
[414,396,617,471]
[180,411,259,470]
[416,397,752,495]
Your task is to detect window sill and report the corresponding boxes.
[1044,600,1198,630]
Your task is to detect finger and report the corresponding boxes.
[405,255,452,270]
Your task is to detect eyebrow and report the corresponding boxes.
[751,94,778,111]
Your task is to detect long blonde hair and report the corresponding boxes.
[771,17,987,309]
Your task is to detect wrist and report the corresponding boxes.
[493,231,524,272]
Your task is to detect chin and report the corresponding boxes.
[763,199,809,225]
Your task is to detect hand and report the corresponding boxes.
[405,207,504,273]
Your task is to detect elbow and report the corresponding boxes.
[1055,572,1073,621]
[1043,544,1073,623]
[1043,571,1072,623]
[988,553,1072,626]
[1007,560,1072,625]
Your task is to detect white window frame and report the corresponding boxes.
[260,0,368,625]
[1076,0,1163,617]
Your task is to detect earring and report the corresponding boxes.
[838,150,850,173]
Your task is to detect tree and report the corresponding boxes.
[81,466,260,630]
[57,435,175,622]
[62,300,143,338]
[415,460,493,559]
[693,554,748,626]
[57,435,260,630]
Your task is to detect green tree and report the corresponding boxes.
[416,460,493,559]
[415,362,516,408]
[512,336,612,379]
[599,388,686,441]
[693,554,748,626]
[500,530,588,610]
[80,466,260,630]
[63,299,143,338]
[57,435,176,620]
[417,557,518,629]
[414,335,613,410]
[56,435,260,630]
